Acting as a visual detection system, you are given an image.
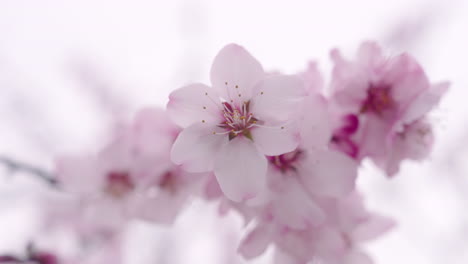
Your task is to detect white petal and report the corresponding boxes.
[251,121,300,156]
[273,249,306,264]
[167,83,223,128]
[272,175,326,229]
[298,149,357,198]
[214,137,267,202]
[300,94,333,149]
[210,44,264,104]
[171,123,227,172]
[351,213,396,242]
[399,81,449,127]
[344,250,374,264]
[250,75,307,123]
[238,224,272,259]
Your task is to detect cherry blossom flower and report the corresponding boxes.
[168,44,308,202]
[239,191,395,264]
[329,41,448,175]
[196,64,357,230]
[55,108,204,227]
[373,117,435,176]
[255,93,358,230]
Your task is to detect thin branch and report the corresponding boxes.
[0,156,57,186]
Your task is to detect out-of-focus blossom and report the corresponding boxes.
[329,41,448,176]
[239,191,395,264]
[254,94,358,230]
[55,108,205,230]
[168,44,308,202]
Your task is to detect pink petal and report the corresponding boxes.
[384,54,429,107]
[399,81,449,127]
[272,174,326,229]
[250,75,308,123]
[376,119,434,177]
[128,108,180,166]
[314,227,348,258]
[273,249,307,264]
[356,41,383,68]
[300,94,332,149]
[329,49,369,111]
[203,173,223,200]
[167,83,223,128]
[301,61,324,93]
[55,155,103,195]
[238,225,272,259]
[171,123,227,172]
[210,44,264,104]
[344,250,374,264]
[214,137,267,202]
[351,213,396,242]
[251,121,300,156]
[298,149,357,198]
[131,190,187,225]
[358,115,390,159]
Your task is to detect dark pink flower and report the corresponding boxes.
[329,41,448,175]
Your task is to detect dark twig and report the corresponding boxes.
[0,156,57,186]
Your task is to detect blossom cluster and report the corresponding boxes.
[1,42,447,264]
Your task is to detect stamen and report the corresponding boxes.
[218,100,261,140]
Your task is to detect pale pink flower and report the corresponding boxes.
[168,44,308,202]
[373,118,435,176]
[329,41,448,175]
[255,93,358,230]
[196,66,357,229]
[215,65,358,231]
[239,191,394,264]
[56,108,203,227]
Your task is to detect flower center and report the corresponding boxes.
[268,149,303,172]
[331,114,359,159]
[158,171,178,193]
[360,84,394,116]
[218,101,258,140]
[104,171,135,198]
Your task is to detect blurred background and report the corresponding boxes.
[0,0,467,263]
